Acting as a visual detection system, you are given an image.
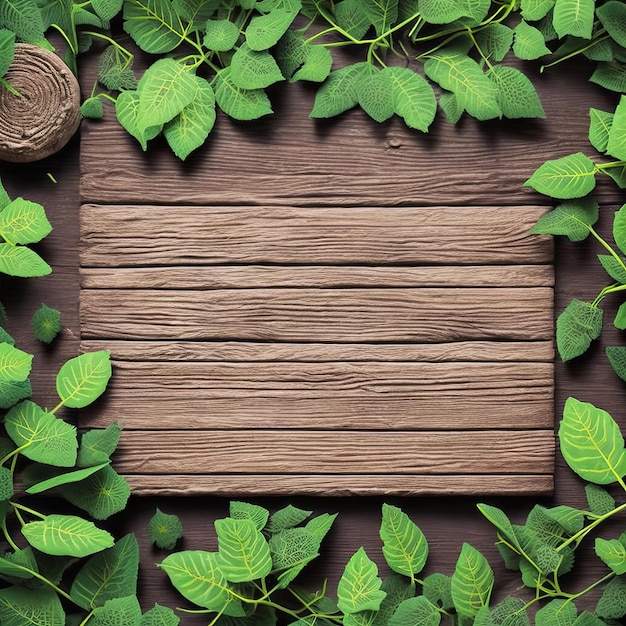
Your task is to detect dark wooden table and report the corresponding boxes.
[2,60,626,620]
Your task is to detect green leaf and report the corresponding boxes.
[214,66,273,120]
[422,573,453,611]
[141,604,180,626]
[513,20,551,60]
[0,197,50,245]
[530,198,599,242]
[596,537,626,574]
[477,504,521,550]
[0,342,32,382]
[585,483,616,516]
[559,396,626,484]
[0,378,31,409]
[475,23,513,62]
[487,65,545,119]
[589,107,614,153]
[0,586,64,626]
[115,90,163,150]
[590,61,626,92]
[556,299,603,361]
[25,462,109,494]
[269,527,321,586]
[334,0,371,39]
[356,67,395,123]
[386,66,437,131]
[597,1,626,48]
[77,422,122,467]
[70,534,139,610]
[159,550,242,613]
[57,465,131,520]
[423,51,500,121]
[230,43,284,90]
[123,0,185,53]
[438,91,464,123]
[90,595,142,626]
[98,46,138,91]
[22,514,114,557]
[0,0,45,44]
[149,508,183,549]
[614,204,626,255]
[363,0,398,36]
[524,152,597,199]
[246,7,298,50]
[91,0,123,21]
[81,97,105,120]
[0,243,51,277]
[607,96,626,160]
[164,75,216,160]
[552,0,594,39]
[5,400,77,466]
[56,350,112,409]
[450,543,494,618]
[606,345,626,382]
[596,575,626,620]
[0,178,11,209]
[521,0,555,21]
[0,467,12,501]
[337,547,386,614]
[203,19,240,51]
[275,30,332,83]
[389,595,440,626]
[379,504,428,578]
[418,0,475,24]
[0,29,15,78]
[615,301,626,329]
[535,598,577,626]
[31,303,61,344]
[310,62,374,118]
[267,505,312,533]
[229,501,269,530]
[215,517,273,582]
[137,59,198,134]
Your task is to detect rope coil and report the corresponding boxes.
[0,44,81,163]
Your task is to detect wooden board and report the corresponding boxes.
[79,196,555,495]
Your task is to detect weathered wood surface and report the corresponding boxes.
[80,203,554,492]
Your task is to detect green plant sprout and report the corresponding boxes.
[157,397,626,625]
[2,1,626,159]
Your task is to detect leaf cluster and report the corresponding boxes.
[527,95,626,371]
[0,176,177,625]
[4,1,626,159]
[154,398,626,625]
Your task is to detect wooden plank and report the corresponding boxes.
[113,430,554,474]
[80,339,555,362]
[124,474,554,496]
[80,264,554,289]
[80,287,553,342]
[80,205,553,266]
[79,76,617,206]
[87,361,553,429]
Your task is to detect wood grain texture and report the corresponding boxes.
[80,264,554,289]
[79,339,555,361]
[80,287,553,342]
[124,474,554,496]
[113,430,554,475]
[80,205,553,266]
[79,71,618,207]
[86,360,553,429]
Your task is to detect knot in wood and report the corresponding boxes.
[0,44,81,163]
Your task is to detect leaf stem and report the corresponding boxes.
[558,499,626,551]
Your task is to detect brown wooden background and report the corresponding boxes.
[2,58,626,620]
